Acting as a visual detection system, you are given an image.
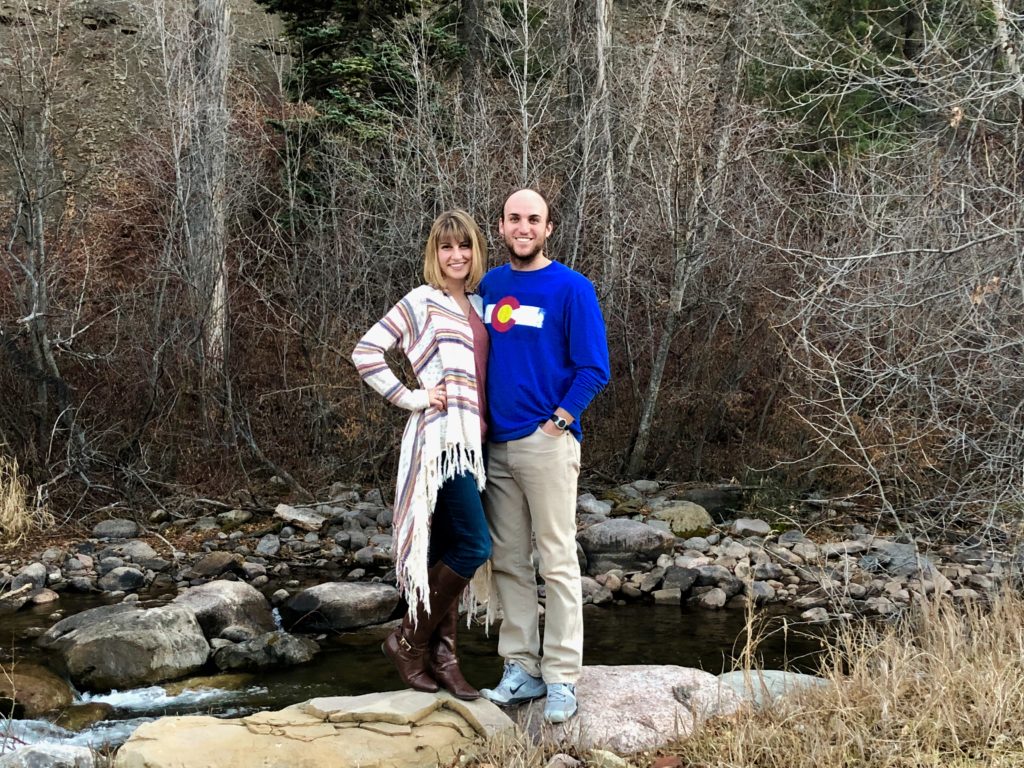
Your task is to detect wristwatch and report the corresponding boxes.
[550,414,570,431]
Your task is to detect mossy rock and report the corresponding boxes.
[652,501,713,537]
[164,671,256,695]
[597,489,631,505]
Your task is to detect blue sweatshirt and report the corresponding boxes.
[480,261,610,442]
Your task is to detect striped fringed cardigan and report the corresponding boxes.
[351,285,489,622]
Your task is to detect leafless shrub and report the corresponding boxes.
[748,0,1024,531]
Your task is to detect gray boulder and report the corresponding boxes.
[753,562,784,580]
[513,665,742,752]
[187,552,243,579]
[580,576,614,606]
[662,565,699,593]
[0,745,95,768]
[212,632,319,671]
[255,534,281,557]
[91,519,140,539]
[698,588,728,608]
[732,518,771,537]
[576,493,612,517]
[42,604,208,692]
[777,530,807,546]
[274,503,328,532]
[630,479,661,494]
[577,519,675,575]
[97,566,145,592]
[280,582,400,632]
[101,540,158,562]
[716,669,829,708]
[217,509,253,530]
[173,580,276,639]
[747,581,776,604]
[695,565,743,597]
[871,539,935,577]
[38,604,138,648]
[0,587,31,615]
[12,563,48,591]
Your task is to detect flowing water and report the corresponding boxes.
[2,594,826,751]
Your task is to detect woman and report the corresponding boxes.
[351,210,491,700]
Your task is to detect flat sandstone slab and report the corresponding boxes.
[114,691,515,768]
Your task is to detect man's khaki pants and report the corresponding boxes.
[484,426,582,684]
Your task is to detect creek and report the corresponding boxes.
[2,593,826,751]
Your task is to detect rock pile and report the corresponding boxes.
[1,480,1018,691]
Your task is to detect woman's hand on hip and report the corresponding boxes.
[428,383,448,411]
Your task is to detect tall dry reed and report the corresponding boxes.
[0,455,50,546]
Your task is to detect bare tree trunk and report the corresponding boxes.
[595,0,617,297]
[626,0,749,476]
[460,0,489,118]
[992,0,1024,103]
[185,0,231,428]
[562,0,595,266]
[1,3,89,474]
[623,0,676,179]
[521,1,534,182]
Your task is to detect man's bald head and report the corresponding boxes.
[502,188,551,224]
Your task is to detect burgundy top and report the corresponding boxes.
[467,308,489,441]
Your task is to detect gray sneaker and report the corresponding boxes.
[480,661,545,705]
[544,683,577,723]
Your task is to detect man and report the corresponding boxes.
[478,188,610,723]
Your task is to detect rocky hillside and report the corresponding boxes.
[0,0,283,190]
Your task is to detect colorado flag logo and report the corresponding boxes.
[485,296,545,333]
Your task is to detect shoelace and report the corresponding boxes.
[501,662,534,689]
[547,685,574,705]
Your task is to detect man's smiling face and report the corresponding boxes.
[499,190,553,267]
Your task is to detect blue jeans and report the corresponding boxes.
[429,471,491,578]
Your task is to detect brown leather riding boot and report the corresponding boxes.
[383,562,469,693]
[430,604,480,700]
[382,607,438,692]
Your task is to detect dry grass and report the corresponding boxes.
[0,455,51,546]
[460,592,1024,768]
[660,592,1024,768]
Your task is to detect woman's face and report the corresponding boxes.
[437,236,474,286]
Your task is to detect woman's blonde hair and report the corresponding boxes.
[423,209,487,291]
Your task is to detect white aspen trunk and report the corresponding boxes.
[596,0,617,297]
[519,0,531,182]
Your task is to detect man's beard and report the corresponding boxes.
[505,239,545,265]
